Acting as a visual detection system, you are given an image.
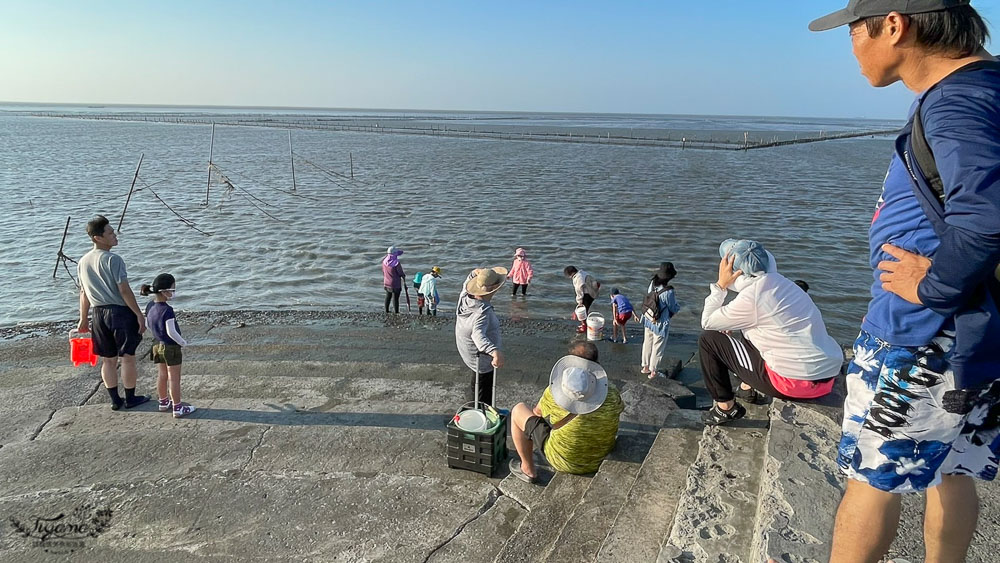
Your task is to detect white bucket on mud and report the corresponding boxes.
[586,312,605,341]
[574,305,587,321]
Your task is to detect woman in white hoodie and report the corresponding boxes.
[698,239,843,425]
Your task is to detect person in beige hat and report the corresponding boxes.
[507,341,625,483]
[455,267,507,405]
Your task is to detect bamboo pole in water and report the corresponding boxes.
[52,216,71,279]
[117,153,144,232]
[350,152,354,179]
[288,130,296,192]
[205,123,215,205]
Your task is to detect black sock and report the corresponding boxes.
[123,387,149,408]
[107,386,123,410]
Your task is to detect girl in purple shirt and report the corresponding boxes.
[141,273,195,418]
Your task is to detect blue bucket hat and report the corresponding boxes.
[719,239,770,277]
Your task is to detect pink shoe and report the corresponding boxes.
[157,397,172,412]
[640,366,650,375]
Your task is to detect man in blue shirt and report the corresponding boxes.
[811,2,1000,561]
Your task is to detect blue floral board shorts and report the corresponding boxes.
[839,330,1000,493]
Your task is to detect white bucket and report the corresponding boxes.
[454,409,488,432]
[586,312,605,341]
[574,305,587,321]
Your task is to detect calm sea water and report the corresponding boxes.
[0,107,903,344]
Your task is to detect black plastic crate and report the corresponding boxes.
[446,410,508,476]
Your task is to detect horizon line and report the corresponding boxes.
[0,100,904,123]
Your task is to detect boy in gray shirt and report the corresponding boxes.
[77,215,149,410]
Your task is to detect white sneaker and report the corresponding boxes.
[173,403,196,418]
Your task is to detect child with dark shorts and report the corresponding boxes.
[141,273,195,418]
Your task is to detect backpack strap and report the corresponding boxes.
[910,59,1000,207]
[911,100,945,205]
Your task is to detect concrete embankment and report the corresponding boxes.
[1,311,995,562]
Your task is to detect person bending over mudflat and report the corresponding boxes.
[77,215,150,411]
[810,2,1000,561]
[507,341,625,484]
[698,239,842,425]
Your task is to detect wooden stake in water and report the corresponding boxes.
[52,216,71,279]
[288,130,296,192]
[205,122,216,206]
[117,153,144,232]
[350,152,354,179]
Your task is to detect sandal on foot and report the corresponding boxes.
[640,366,651,375]
[735,387,765,404]
[702,402,747,426]
[508,459,537,484]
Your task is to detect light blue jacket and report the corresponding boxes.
[641,282,680,338]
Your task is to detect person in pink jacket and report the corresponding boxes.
[508,248,534,296]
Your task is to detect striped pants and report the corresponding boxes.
[698,330,789,403]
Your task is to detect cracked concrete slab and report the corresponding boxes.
[601,410,704,563]
[0,473,494,562]
[663,404,770,563]
[750,401,842,563]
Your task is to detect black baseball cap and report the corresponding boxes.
[809,0,971,31]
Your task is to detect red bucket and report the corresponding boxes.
[69,330,98,367]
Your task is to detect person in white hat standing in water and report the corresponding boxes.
[507,341,625,483]
[455,267,507,405]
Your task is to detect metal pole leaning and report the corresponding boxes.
[118,153,144,232]
[52,216,71,279]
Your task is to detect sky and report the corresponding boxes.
[0,0,995,119]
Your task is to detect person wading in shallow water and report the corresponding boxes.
[810,2,1000,561]
[382,246,406,313]
[564,265,599,334]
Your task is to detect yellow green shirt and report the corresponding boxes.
[538,385,624,474]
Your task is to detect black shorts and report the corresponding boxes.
[523,416,552,451]
[91,305,141,358]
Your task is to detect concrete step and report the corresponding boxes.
[545,431,657,563]
[750,400,844,562]
[598,410,704,562]
[660,403,770,563]
[492,472,593,563]
[0,401,492,499]
[0,472,496,563]
[425,495,527,563]
[76,373,542,422]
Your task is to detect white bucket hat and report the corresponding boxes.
[548,355,609,414]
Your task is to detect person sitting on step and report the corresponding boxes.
[698,239,843,425]
[508,341,625,483]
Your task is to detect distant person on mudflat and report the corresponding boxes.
[639,263,681,378]
[77,214,150,411]
[419,266,442,316]
[507,341,625,484]
[810,2,1000,562]
[141,273,195,418]
[382,246,406,313]
[455,267,507,406]
[609,287,634,344]
[699,239,842,425]
[508,247,534,296]
[564,265,600,334]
